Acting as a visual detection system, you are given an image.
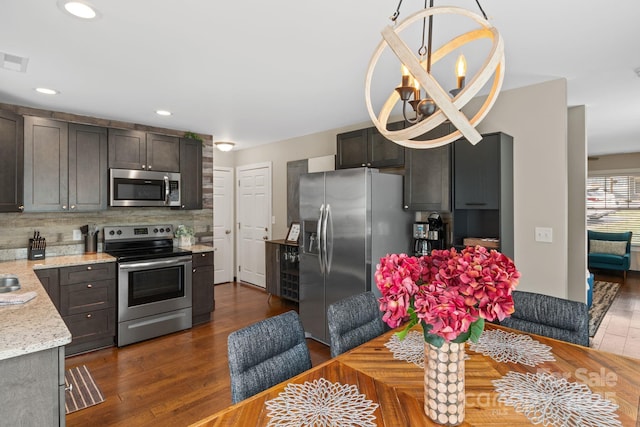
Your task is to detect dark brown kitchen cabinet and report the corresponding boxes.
[452,132,514,258]
[403,123,454,211]
[108,129,179,172]
[265,240,298,302]
[24,117,107,212]
[336,121,405,169]
[0,110,24,212]
[35,268,60,310]
[176,138,202,210]
[58,262,116,356]
[192,251,214,325]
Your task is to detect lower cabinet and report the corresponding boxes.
[192,251,215,325]
[265,240,299,302]
[39,262,117,356]
[0,346,66,426]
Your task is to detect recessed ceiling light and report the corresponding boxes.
[35,87,59,95]
[156,110,172,116]
[57,0,100,20]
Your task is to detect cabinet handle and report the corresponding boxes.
[367,163,371,166]
[193,268,196,273]
[404,205,409,209]
[465,202,487,206]
[86,314,92,318]
[87,266,92,270]
[148,165,152,170]
[361,163,366,167]
[142,165,146,169]
[62,205,68,210]
[70,205,76,210]
[65,383,73,393]
[87,284,92,288]
[201,253,206,257]
[18,205,24,212]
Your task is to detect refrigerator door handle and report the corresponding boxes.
[325,204,333,273]
[317,204,325,273]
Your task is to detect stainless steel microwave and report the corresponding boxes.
[109,169,181,207]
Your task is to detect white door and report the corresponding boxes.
[236,163,272,287]
[213,167,234,284]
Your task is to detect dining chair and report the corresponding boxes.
[327,291,385,357]
[498,290,589,346]
[227,310,312,403]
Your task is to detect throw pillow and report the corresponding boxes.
[589,239,627,256]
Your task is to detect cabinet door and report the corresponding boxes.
[336,129,368,169]
[146,133,180,172]
[369,121,405,168]
[69,124,108,211]
[24,117,69,212]
[178,138,202,209]
[0,110,24,212]
[35,268,60,311]
[192,265,214,324]
[265,241,280,296]
[454,134,500,209]
[404,145,451,211]
[108,128,146,170]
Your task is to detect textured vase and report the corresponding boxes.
[424,341,465,426]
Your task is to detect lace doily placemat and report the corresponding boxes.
[265,378,379,426]
[468,329,555,366]
[384,330,426,367]
[493,371,621,426]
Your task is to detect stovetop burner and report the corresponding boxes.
[103,224,192,262]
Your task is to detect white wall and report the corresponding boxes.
[223,79,574,298]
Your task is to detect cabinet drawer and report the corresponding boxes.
[63,308,115,342]
[59,262,115,285]
[60,279,115,316]
[192,251,214,268]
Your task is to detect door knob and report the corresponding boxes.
[225,230,231,234]
[263,236,268,240]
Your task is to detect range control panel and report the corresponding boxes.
[103,225,174,241]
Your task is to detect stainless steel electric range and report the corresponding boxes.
[104,224,193,347]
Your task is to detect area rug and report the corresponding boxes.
[65,365,105,414]
[589,281,621,337]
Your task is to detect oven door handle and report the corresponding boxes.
[164,175,170,205]
[119,256,192,270]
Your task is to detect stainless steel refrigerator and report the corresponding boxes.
[299,168,413,344]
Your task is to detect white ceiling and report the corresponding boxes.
[1,0,639,155]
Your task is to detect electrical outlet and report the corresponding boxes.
[535,227,553,243]
[72,229,82,241]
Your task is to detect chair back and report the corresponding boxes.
[327,292,385,357]
[227,310,312,403]
[499,290,589,346]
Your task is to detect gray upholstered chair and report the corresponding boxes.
[498,290,589,346]
[227,310,312,403]
[327,292,385,357]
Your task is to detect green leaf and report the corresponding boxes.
[468,317,485,343]
[396,316,419,340]
[421,320,445,347]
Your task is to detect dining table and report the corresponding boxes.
[190,324,640,426]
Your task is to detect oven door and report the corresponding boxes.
[117,255,192,322]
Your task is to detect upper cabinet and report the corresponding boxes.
[336,121,405,169]
[108,129,179,172]
[24,117,107,212]
[402,123,454,211]
[0,110,24,212]
[176,138,203,210]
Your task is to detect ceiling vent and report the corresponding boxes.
[0,52,29,73]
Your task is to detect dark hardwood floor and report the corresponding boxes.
[65,282,331,427]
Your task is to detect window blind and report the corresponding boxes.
[587,173,640,245]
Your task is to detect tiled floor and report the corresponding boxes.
[590,271,640,359]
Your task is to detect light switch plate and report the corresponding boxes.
[72,229,82,241]
[535,227,553,243]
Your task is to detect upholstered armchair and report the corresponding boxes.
[499,290,590,346]
[588,230,632,281]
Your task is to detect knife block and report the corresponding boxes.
[28,239,46,260]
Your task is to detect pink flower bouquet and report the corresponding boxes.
[375,246,520,347]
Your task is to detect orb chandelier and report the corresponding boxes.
[365,0,505,149]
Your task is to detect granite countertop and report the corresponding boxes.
[188,244,214,253]
[0,253,115,361]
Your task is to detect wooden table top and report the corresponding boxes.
[191,324,640,426]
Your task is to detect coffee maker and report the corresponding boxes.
[413,213,446,255]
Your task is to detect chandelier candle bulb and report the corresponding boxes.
[456,54,467,88]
